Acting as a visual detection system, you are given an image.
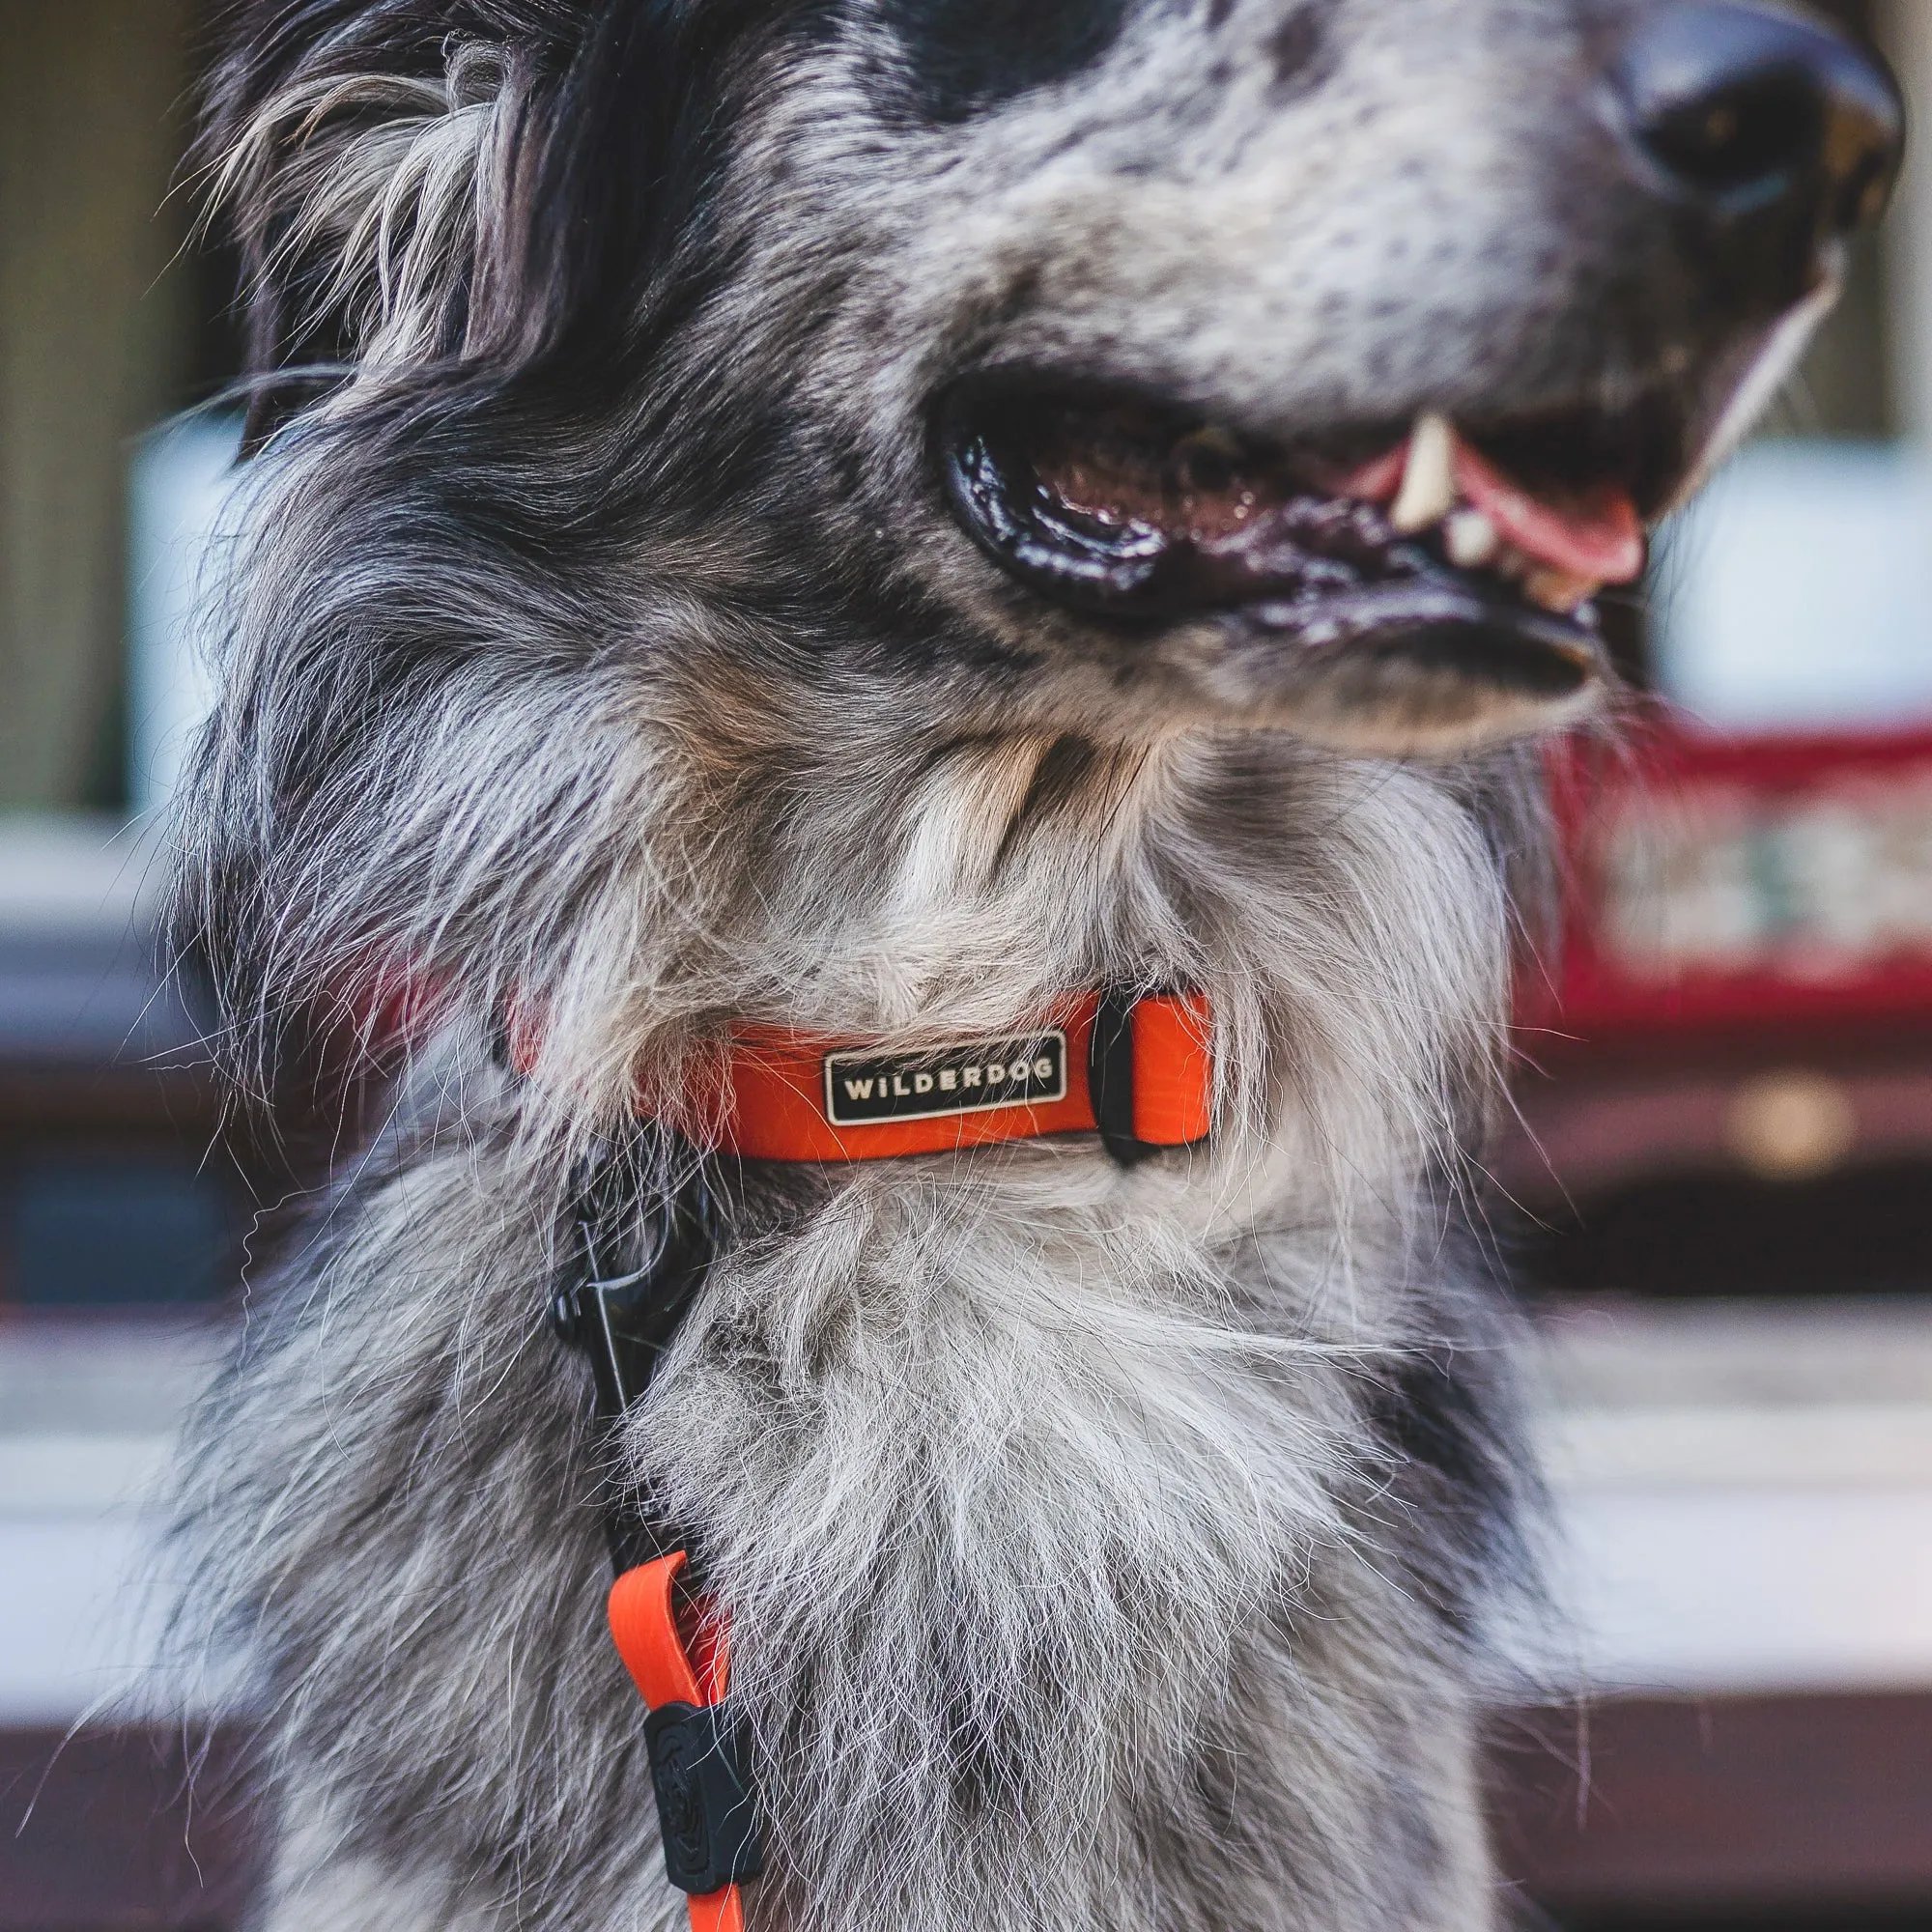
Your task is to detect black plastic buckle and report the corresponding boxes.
[550,1137,718,1570]
[644,1701,766,1894]
[549,1139,718,1424]
[1088,989,1157,1170]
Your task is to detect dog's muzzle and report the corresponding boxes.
[934,2,1902,756]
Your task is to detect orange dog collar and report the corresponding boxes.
[713,989,1213,1166]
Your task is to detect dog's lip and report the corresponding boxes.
[1242,577,1599,668]
[933,377,1657,709]
[1225,577,1608,720]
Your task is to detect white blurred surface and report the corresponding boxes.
[0,1318,223,1722]
[1652,440,1932,733]
[0,814,159,934]
[1531,1298,1932,1696]
[0,1516,166,1724]
[6,1303,1932,1721]
[128,415,244,818]
[1554,1487,1932,1695]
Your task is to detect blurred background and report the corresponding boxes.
[0,3,1929,1928]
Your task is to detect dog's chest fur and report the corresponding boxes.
[176,734,1533,1932]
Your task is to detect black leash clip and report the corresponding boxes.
[549,1139,719,1426]
[550,1138,720,1575]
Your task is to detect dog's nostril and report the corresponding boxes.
[1612,1,1903,233]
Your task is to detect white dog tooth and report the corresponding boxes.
[1390,412,1459,533]
[1443,508,1499,569]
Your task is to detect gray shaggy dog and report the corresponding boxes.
[168,3,1899,1929]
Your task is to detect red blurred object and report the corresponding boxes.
[1505,717,1932,1257]
[1540,718,1932,1046]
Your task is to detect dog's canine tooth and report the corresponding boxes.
[1389,412,1460,533]
[1443,508,1499,569]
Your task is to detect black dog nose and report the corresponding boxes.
[1613,1,1904,237]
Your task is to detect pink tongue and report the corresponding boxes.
[1338,445,1407,501]
[1452,441,1644,584]
[1338,437,1645,584]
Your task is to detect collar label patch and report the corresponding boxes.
[823,1031,1068,1126]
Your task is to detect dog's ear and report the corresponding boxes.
[198,5,545,441]
[197,0,768,445]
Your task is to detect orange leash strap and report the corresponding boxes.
[609,1552,760,1932]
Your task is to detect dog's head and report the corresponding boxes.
[209,0,1900,763]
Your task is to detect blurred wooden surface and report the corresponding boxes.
[0,1726,259,1932]
[4,1698,1928,1929]
[1496,1692,1932,1916]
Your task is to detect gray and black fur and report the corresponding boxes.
[167,3,1895,1929]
